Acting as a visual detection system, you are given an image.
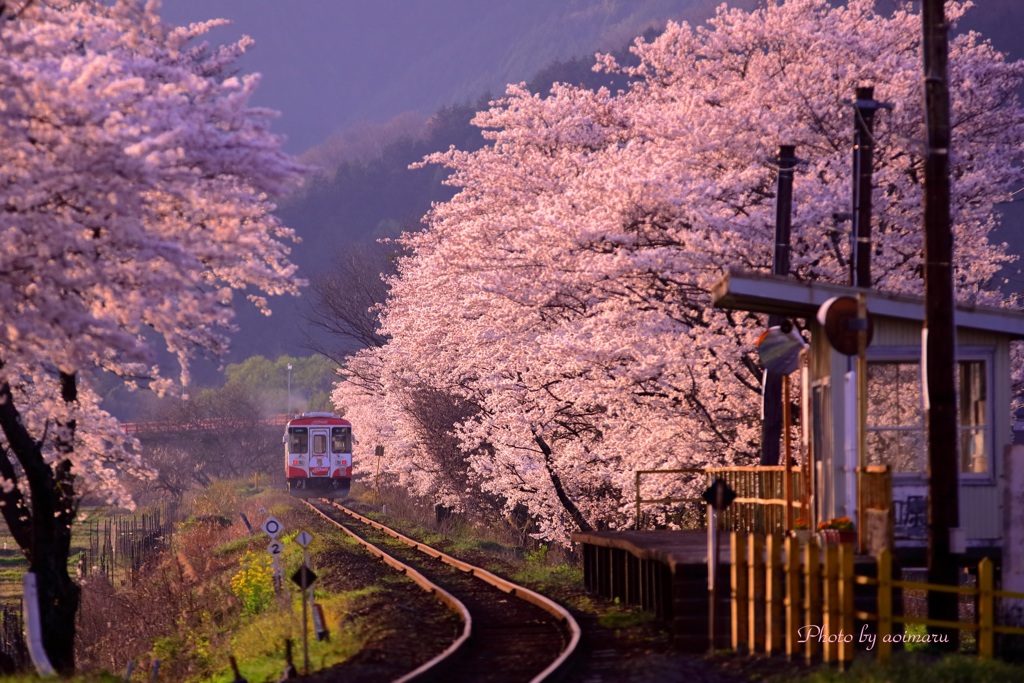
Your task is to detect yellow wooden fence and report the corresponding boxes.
[730,533,1024,665]
[854,549,1024,662]
[730,532,856,665]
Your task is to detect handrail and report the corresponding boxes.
[120,413,291,435]
[633,468,706,529]
[635,466,807,532]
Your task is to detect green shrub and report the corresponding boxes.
[524,545,549,565]
[180,514,233,532]
[213,536,257,557]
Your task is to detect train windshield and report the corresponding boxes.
[313,433,327,456]
[288,427,308,454]
[331,427,352,453]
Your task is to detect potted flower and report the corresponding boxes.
[817,516,856,545]
[791,516,811,544]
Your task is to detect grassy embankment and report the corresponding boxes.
[128,480,388,682]
[0,479,426,682]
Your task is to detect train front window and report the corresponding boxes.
[331,427,351,453]
[313,433,327,456]
[288,428,308,454]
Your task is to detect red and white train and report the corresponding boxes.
[284,412,352,498]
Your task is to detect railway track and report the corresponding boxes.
[304,499,581,683]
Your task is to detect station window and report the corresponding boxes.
[865,358,989,476]
[288,428,308,454]
[866,362,924,474]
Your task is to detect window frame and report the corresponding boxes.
[864,359,926,476]
[331,427,352,454]
[957,358,990,478]
[865,346,994,484]
[288,427,308,455]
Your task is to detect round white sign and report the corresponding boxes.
[262,516,282,537]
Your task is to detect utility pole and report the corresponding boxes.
[849,86,887,554]
[922,0,960,650]
[851,86,886,289]
[761,145,799,466]
[287,363,293,416]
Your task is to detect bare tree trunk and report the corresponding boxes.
[0,368,80,674]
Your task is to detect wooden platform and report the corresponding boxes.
[572,530,732,651]
[573,530,725,566]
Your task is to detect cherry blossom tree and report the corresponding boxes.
[0,0,303,671]
[332,0,1024,544]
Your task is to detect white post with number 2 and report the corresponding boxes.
[263,517,284,591]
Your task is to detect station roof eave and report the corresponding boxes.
[711,268,1024,340]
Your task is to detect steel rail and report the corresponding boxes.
[320,500,581,683]
[302,500,472,682]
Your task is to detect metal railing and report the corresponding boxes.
[633,468,706,530]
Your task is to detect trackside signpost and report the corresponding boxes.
[703,478,737,653]
[261,516,282,538]
[290,565,317,587]
[259,519,325,670]
[292,529,317,673]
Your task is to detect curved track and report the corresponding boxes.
[305,499,581,683]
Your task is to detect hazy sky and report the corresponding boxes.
[158,1,1024,158]
[157,0,743,155]
[158,0,615,154]
[158,1,456,153]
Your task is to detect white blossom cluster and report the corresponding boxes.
[333,0,1024,543]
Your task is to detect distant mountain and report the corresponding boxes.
[355,0,740,131]
[282,0,1024,154]
[159,0,760,155]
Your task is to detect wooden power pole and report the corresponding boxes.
[761,145,798,466]
[922,0,960,650]
[851,86,886,289]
